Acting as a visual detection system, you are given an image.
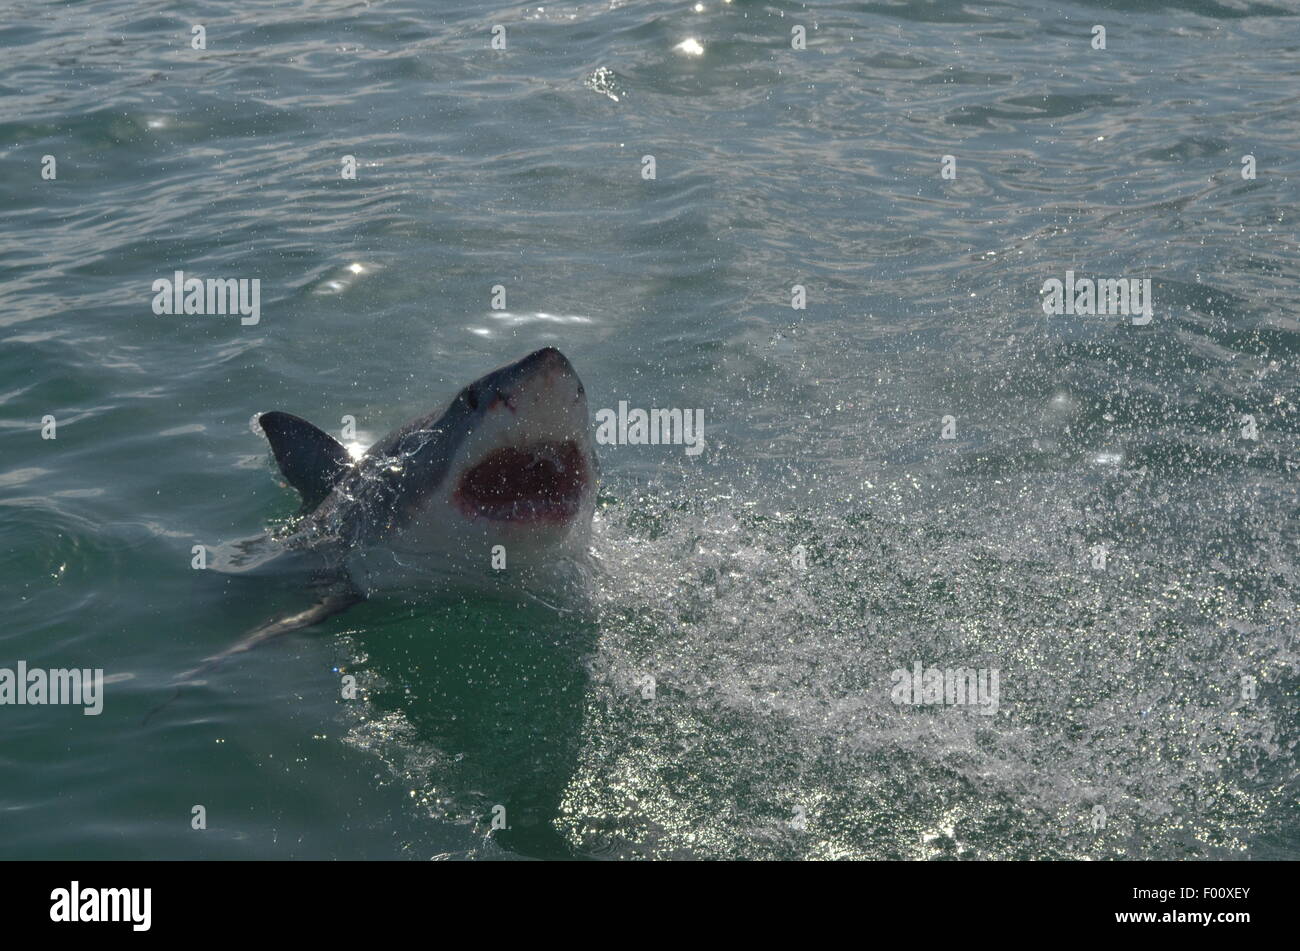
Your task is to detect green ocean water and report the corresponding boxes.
[0,0,1297,860]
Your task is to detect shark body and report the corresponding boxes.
[180,347,598,679]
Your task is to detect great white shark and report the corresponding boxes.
[169,347,598,689]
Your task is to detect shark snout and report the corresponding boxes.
[510,347,578,394]
[519,346,574,375]
[489,347,586,410]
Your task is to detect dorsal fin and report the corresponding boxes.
[257,411,351,509]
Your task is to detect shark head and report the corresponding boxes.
[443,347,595,528]
[259,348,597,587]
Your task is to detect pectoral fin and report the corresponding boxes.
[144,584,362,724]
[180,587,362,680]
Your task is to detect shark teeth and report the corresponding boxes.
[453,440,587,524]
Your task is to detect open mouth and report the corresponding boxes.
[454,440,587,523]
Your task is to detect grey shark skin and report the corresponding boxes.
[186,348,597,678]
